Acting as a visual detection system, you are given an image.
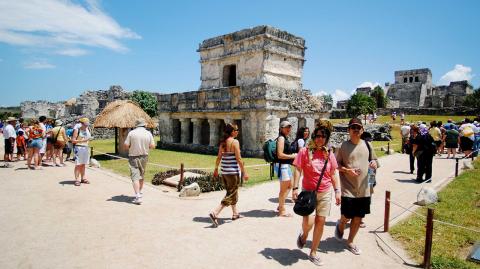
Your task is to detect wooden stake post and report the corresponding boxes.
[423,208,434,269]
[384,190,391,232]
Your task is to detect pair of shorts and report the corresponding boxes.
[434,141,441,147]
[74,146,90,165]
[17,147,25,155]
[315,191,332,217]
[341,196,371,219]
[28,138,43,149]
[39,138,47,154]
[275,163,292,181]
[460,137,474,151]
[128,155,148,181]
[4,139,13,154]
[54,141,66,150]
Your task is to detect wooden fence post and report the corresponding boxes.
[177,163,184,192]
[455,158,459,177]
[423,208,434,269]
[384,190,391,232]
[387,142,390,153]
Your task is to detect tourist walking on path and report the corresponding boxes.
[400,122,411,154]
[3,117,17,166]
[335,118,379,255]
[50,120,67,167]
[26,120,44,170]
[38,116,47,166]
[412,124,435,183]
[124,118,155,205]
[445,124,459,159]
[16,130,27,161]
[429,121,442,156]
[292,124,340,266]
[459,118,475,158]
[72,118,92,186]
[473,118,480,157]
[438,121,446,154]
[275,121,297,217]
[209,123,249,227]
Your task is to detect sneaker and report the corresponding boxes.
[335,220,343,241]
[308,255,324,266]
[296,233,305,249]
[133,196,142,205]
[346,244,362,255]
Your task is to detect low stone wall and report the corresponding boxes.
[157,141,263,158]
[330,109,348,119]
[377,107,480,116]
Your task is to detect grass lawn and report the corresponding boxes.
[90,138,271,186]
[390,159,480,269]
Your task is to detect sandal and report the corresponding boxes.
[81,179,90,184]
[278,212,292,217]
[296,233,305,249]
[232,214,244,220]
[308,255,324,266]
[346,244,362,255]
[74,181,81,186]
[209,212,219,227]
[360,221,366,228]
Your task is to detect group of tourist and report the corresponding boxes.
[401,117,480,182]
[209,118,379,266]
[1,116,93,185]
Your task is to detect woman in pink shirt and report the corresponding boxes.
[292,123,341,266]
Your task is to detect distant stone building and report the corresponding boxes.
[336,100,348,109]
[356,87,372,96]
[385,68,473,108]
[156,25,327,156]
[21,85,130,121]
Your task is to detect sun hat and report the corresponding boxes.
[55,119,63,126]
[135,118,146,127]
[79,118,90,124]
[280,121,292,128]
[6,116,17,122]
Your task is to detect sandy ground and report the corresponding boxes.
[0,135,458,269]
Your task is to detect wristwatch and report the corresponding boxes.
[293,187,299,191]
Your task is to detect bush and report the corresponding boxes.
[151,169,224,192]
[346,93,377,118]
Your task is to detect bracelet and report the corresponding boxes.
[293,187,299,190]
[334,188,340,193]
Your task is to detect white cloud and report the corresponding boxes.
[0,0,140,56]
[56,48,89,57]
[313,90,329,97]
[439,64,473,84]
[24,60,55,69]
[356,81,380,89]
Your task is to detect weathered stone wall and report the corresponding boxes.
[377,107,480,116]
[394,68,432,85]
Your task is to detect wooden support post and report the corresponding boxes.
[115,128,118,155]
[384,190,391,232]
[177,163,184,192]
[387,142,390,153]
[423,208,434,269]
[455,158,459,177]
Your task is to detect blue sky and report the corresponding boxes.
[0,0,479,106]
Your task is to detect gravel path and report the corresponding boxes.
[0,135,458,269]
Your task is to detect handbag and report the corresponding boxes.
[293,150,329,216]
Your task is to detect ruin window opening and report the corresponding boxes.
[200,120,210,145]
[403,77,407,83]
[409,77,413,83]
[223,65,237,87]
[414,76,419,82]
[188,122,194,144]
[172,119,181,143]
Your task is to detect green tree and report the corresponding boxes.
[346,93,377,118]
[463,87,480,107]
[370,86,388,108]
[322,94,333,105]
[130,90,158,117]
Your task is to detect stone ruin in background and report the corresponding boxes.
[156,25,329,157]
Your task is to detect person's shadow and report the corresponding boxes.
[107,195,135,204]
[58,180,76,185]
[258,248,308,266]
[241,209,277,218]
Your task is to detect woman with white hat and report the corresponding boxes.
[72,118,92,186]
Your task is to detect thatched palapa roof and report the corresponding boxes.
[93,100,156,128]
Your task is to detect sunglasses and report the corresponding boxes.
[349,125,362,130]
[314,134,326,139]
[233,129,239,132]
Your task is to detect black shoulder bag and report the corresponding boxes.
[293,151,330,216]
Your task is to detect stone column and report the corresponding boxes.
[286,116,299,141]
[208,119,220,146]
[241,112,257,153]
[180,118,190,144]
[191,118,202,145]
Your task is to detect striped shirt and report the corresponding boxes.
[221,152,240,175]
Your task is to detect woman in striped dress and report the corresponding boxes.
[209,123,249,227]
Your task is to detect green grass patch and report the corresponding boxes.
[390,160,480,269]
[90,138,271,186]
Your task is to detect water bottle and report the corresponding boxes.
[368,167,376,187]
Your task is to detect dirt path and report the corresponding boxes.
[0,136,458,268]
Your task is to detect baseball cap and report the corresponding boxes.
[280,121,292,128]
[348,118,363,128]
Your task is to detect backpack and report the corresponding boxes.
[461,126,474,137]
[263,138,278,163]
[290,139,300,153]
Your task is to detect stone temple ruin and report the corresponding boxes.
[156,26,327,156]
[385,68,473,108]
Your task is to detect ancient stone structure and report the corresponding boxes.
[21,86,130,122]
[386,68,473,108]
[157,26,327,156]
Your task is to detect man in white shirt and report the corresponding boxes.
[38,116,47,165]
[400,123,411,154]
[3,117,17,165]
[124,118,155,205]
